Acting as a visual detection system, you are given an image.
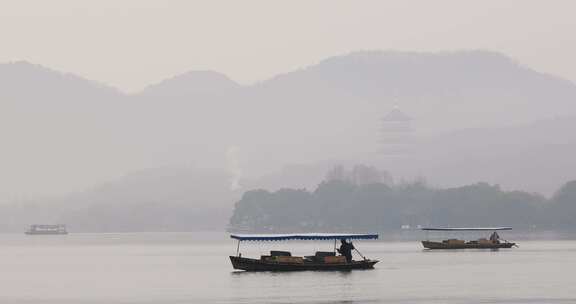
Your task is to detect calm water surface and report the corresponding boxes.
[0,233,574,303]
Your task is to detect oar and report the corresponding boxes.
[354,248,367,261]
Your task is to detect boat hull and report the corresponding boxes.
[25,231,68,235]
[422,241,516,249]
[230,256,378,271]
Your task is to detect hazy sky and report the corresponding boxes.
[1,0,576,92]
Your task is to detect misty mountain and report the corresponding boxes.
[0,61,132,197]
[2,50,576,207]
[138,70,240,98]
[384,117,576,195]
[0,61,122,101]
[220,116,576,196]
[257,50,576,132]
[54,166,240,232]
[0,166,240,232]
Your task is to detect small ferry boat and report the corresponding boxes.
[25,224,68,235]
[229,233,379,271]
[421,227,517,249]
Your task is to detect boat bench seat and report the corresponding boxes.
[270,250,291,257]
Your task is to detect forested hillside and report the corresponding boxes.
[229,178,576,232]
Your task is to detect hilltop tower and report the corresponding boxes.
[379,106,413,155]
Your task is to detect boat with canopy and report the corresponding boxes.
[229,233,379,271]
[420,227,517,249]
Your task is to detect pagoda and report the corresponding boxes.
[379,106,413,155]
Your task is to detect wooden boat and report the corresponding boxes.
[230,256,378,271]
[421,227,517,250]
[421,240,516,249]
[229,233,379,271]
[25,224,68,235]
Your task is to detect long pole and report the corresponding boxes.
[236,240,241,256]
[354,248,367,260]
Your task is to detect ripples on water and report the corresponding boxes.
[0,232,574,303]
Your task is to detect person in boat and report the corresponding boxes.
[337,239,355,263]
[489,231,500,244]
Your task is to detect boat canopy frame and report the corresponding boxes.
[230,233,379,241]
[230,233,379,257]
[420,227,512,231]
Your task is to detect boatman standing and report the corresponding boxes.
[338,239,355,263]
[489,231,500,244]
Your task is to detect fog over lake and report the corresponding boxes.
[1,1,576,303]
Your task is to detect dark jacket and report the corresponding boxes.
[338,240,355,262]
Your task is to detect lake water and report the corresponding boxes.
[0,232,575,303]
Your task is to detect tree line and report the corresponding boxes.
[229,178,576,232]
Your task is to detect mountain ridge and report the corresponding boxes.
[2,50,576,200]
[137,70,241,97]
[4,50,575,96]
[0,60,123,98]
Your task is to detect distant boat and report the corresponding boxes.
[420,227,517,249]
[229,233,379,271]
[25,224,68,235]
